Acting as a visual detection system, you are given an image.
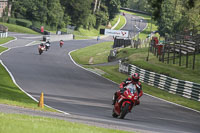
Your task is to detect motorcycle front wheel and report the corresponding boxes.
[39,49,43,55]
[112,109,118,118]
[119,103,129,119]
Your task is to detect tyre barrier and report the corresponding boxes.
[119,60,200,101]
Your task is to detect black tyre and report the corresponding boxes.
[39,49,43,55]
[119,103,129,119]
[112,109,118,118]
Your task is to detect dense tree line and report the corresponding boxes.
[9,0,128,30]
[148,0,200,36]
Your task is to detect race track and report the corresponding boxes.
[1,14,200,133]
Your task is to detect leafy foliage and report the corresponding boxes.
[9,0,122,30]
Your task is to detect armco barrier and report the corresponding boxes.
[119,61,200,101]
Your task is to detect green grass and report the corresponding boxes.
[0,113,133,133]
[70,42,200,111]
[0,60,55,112]
[0,22,39,34]
[114,15,126,30]
[116,47,200,83]
[0,37,15,45]
[0,46,8,53]
[0,40,55,112]
[111,15,120,27]
[71,42,113,64]
[73,14,126,40]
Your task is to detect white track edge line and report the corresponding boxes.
[0,53,70,115]
[69,50,200,114]
[1,36,17,46]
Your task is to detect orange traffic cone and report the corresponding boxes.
[38,92,44,108]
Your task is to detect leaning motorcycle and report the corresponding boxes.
[112,84,138,119]
[38,45,45,55]
[60,40,64,48]
[45,43,50,51]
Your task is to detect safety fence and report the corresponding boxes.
[119,60,200,101]
[0,32,7,38]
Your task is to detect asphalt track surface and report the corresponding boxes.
[1,14,200,133]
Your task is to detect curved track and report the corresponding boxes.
[1,14,200,133]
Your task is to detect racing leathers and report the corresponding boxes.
[113,77,143,105]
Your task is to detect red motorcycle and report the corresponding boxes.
[112,84,138,119]
[60,40,64,48]
[38,44,45,55]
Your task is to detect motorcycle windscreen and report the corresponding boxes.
[126,84,137,94]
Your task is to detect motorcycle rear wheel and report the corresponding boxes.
[119,103,129,119]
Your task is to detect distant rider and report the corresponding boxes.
[45,41,50,51]
[112,73,143,105]
[60,40,64,47]
[38,43,45,50]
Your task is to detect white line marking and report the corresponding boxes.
[1,36,17,46]
[0,59,70,115]
[69,50,200,114]
[0,45,70,115]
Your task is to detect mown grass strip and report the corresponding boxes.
[0,37,15,45]
[0,42,55,112]
[0,22,39,34]
[0,113,134,133]
[0,46,8,53]
[71,42,113,64]
[114,15,126,30]
[116,47,200,84]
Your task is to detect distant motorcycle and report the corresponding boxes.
[60,40,64,48]
[45,41,50,51]
[38,44,45,55]
[112,84,138,119]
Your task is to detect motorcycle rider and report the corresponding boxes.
[112,73,143,105]
[45,41,50,51]
[38,43,45,50]
[60,40,64,47]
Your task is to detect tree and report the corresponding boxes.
[61,0,93,29]
[103,0,120,20]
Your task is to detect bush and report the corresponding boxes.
[16,19,32,28]
[8,18,17,24]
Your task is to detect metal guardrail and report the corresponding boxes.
[119,60,200,101]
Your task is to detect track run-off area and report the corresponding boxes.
[0,14,200,133]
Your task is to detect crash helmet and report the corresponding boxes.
[131,73,140,82]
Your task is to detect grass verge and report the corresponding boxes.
[70,42,200,111]
[0,22,39,34]
[73,14,126,40]
[0,46,8,53]
[114,15,126,30]
[0,113,133,133]
[0,42,55,112]
[70,42,113,64]
[116,47,200,84]
[0,37,15,45]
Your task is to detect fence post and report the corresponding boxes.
[186,52,189,68]
[192,46,196,70]
[173,45,176,64]
[179,44,182,66]
[167,45,170,64]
